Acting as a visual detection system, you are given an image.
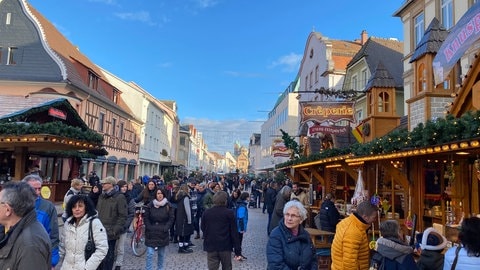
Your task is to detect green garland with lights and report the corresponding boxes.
[276,110,480,168]
[0,121,104,145]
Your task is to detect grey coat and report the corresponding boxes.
[0,209,51,270]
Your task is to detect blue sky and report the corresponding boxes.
[28,0,403,153]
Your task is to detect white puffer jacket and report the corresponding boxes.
[59,214,108,270]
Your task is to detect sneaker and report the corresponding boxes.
[188,242,196,247]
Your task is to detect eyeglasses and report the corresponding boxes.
[284,213,301,219]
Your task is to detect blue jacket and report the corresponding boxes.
[236,201,248,232]
[267,218,317,270]
[35,196,59,267]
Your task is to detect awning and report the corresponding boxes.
[128,159,137,166]
[118,157,128,164]
[107,156,118,163]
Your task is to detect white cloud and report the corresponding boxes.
[193,0,219,9]
[269,53,302,72]
[88,0,116,5]
[223,70,264,78]
[181,118,261,154]
[114,11,156,26]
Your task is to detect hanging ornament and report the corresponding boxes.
[369,222,377,250]
[371,194,381,206]
[405,186,413,230]
[352,169,367,206]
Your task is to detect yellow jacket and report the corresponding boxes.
[331,213,371,270]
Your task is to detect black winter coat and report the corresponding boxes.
[201,205,240,255]
[175,191,194,237]
[319,199,341,232]
[144,200,174,248]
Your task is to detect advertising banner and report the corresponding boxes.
[433,2,480,85]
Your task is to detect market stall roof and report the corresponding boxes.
[0,95,104,152]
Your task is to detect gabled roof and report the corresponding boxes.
[410,18,448,63]
[365,62,397,90]
[0,95,89,130]
[25,2,135,117]
[348,37,404,87]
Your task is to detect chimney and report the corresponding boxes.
[361,30,368,45]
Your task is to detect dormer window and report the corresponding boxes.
[113,88,120,104]
[7,47,17,65]
[88,71,99,90]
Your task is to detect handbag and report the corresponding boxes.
[84,218,96,260]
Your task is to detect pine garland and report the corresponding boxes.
[277,110,480,168]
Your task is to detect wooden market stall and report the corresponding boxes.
[0,97,105,202]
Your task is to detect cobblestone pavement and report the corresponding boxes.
[55,203,270,270]
[119,206,268,270]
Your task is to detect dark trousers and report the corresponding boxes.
[267,211,273,235]
[237,232,244,255]
[100,239,116,270]
[207,251,232,270]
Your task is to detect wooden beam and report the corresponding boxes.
[311,169,325,186]
[378,160,410,189]
[340,160,359,180]
[298,170,310,183]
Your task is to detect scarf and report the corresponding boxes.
[153,198,168,208]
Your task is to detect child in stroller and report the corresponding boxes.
[248,193,257,208]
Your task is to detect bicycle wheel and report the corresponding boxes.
[131,224,147,256]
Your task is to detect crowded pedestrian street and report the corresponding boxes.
[127,207,267,269]
[55,203,268,270]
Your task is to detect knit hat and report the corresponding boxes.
[416,227,447,251]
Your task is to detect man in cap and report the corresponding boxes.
[97,176,127,270]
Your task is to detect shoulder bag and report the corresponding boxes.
[85,218,96,260]
[451,245,461,270]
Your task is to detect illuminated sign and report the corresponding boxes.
[48,108,67,120]
[300,102,355,123]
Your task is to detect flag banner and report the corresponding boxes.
[352,123,364,143]
[433,1,480,85]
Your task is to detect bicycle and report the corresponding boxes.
[131,203,147,256]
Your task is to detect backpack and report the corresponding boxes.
[369,250,385,270]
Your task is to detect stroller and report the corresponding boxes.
[248,193,257,208]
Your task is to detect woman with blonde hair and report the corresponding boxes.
[62,178,84,222]
[175,184,195,253]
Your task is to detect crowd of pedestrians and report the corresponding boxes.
[2,173,480,270]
